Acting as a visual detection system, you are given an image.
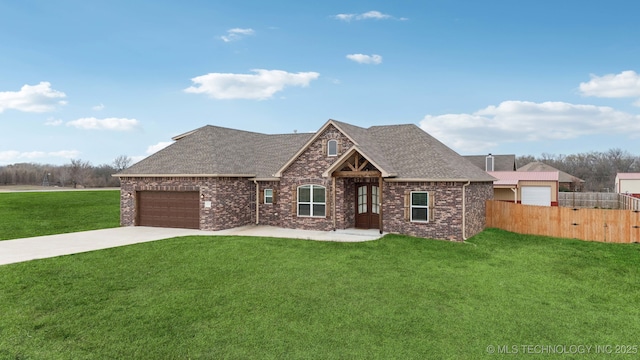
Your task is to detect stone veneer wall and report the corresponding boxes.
[383,181,465,241]
[209,177,253,230]
[120,176,253,231]
[279,124,354,231]
[382,181,493,241]
[256,181,281,226]
[464,182,494,239]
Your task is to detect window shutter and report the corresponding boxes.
[272,189,278,204]
[404,191,410,221]
[429,192,435,222]
[322,139,327,156]
[259,189,264,204]
[292,185,297,215]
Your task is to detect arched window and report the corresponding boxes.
[297,185,326,217]
[327,139,338,156]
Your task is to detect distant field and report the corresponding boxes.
[0,185,119,192]
[0,190,120,240]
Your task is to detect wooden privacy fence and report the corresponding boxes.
[486,200,640,243]
[559,192,640,210]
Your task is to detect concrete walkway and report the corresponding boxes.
[0,226,385,266]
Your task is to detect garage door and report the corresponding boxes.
[137,191,200,229]
[521,186,551,206]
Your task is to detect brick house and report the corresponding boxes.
[116,119,495,241]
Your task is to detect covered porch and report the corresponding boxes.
[324,148,393,233]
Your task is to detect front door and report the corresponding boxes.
[355,183,380,229]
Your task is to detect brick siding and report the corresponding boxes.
[120,176,252,231]
[120,124,492,241]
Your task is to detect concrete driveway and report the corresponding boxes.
[0,226,384,266]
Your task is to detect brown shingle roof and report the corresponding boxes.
[463,154,517,171]
[517,161,585,183]
[365,124,495,181]
[118,120,495,182]
[118,125,313,178]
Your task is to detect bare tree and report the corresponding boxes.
[69,159,92,188]
[113,155,132,172]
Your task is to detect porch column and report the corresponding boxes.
[332,176,337,230]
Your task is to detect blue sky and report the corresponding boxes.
[1,0,640,166]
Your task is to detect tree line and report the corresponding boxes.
[0,156,132,188]
[1,149,638,192]
[517,148,640,192]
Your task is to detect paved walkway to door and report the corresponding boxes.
[0,226,385,266]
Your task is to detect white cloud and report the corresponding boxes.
[334,14,355,21]
[66,117,140,131]
[0,149,79,163]
[333,10,406,21]
[129,141,174,165]
[419,100,640,153]
[579,70,640,106]
[220,28,255,42]
[92,103,105,111]
[49,150,80,158]
[0,82,66,113]
[146,141,173,154]
[346,53,383,64]
[44,118,63,126]
[359,10,392,20]
[184,69,320,100]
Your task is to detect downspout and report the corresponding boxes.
[254,180,259,225]
[462,181,471,240]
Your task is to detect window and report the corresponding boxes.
[411,191,429,222]
[327,139,338,156]
[264,189,273,204]
[358,185,367,214]
[298,185,326,217]
[372,185,379,214]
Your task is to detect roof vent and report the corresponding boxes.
[486,154,494,172]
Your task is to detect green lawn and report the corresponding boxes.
[0,190,120,240]
[1,229,639,359]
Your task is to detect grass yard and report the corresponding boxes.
[0,190,120,240]
[1,228,639,359]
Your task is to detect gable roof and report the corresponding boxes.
[616,173,640,180]
[118,119,495,182]
[517,161,585,183]
[277,119,494,181]
[463,154,517,171]
[488,171,559,186]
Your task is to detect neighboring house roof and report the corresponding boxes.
[463,154,517,171]
[517,161,585,183]
[488,171,559,186]
[118,119,496,182]
[616,173,640,180]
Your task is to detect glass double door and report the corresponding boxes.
[355,183,379,229]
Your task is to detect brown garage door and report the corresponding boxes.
[137,191,200,229]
